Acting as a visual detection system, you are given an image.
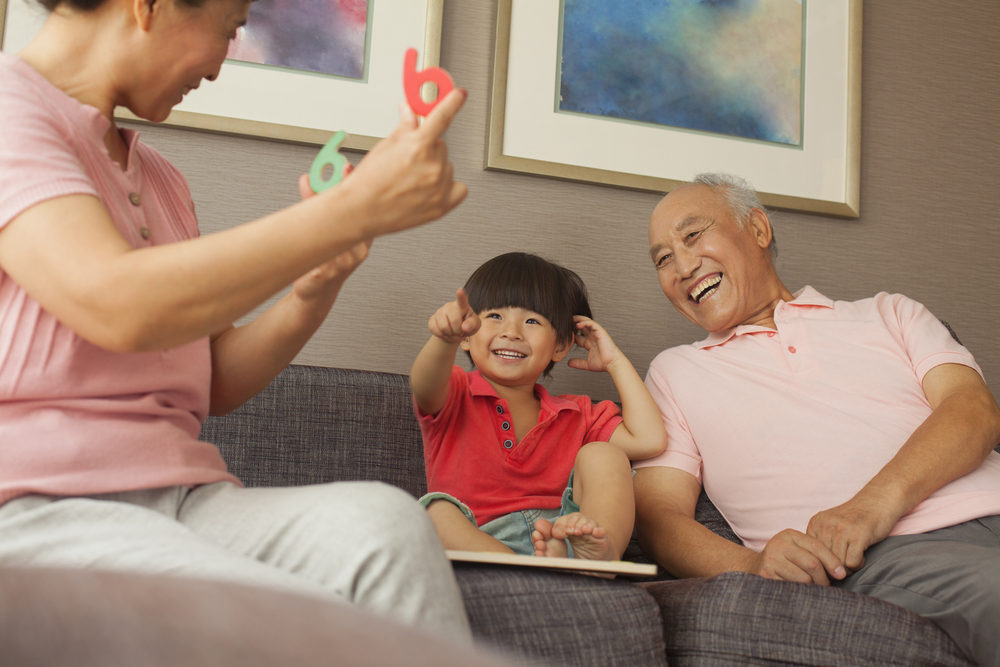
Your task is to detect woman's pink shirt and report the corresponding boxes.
[0,54,239,503]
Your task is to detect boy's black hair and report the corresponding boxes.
[463,252,592,376]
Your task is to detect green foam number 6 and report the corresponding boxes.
[309,130,347,194]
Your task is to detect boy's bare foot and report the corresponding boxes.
[531,518,569,558]
[532,513,616,561]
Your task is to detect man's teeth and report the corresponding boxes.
[493,350,526,359]
[691,275,722,303]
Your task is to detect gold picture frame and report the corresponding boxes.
[486,0,862,217]
[1,0,444,150]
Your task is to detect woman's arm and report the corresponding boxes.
[0,91,467,354]
[208,236,371,416]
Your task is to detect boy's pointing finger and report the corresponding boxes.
[455,287,470,314]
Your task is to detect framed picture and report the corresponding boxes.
[0,0,444,150]
[486,0,862,217]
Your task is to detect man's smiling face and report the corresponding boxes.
[648,184,783,332]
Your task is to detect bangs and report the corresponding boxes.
[464,253,591,346]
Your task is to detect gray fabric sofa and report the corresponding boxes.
[200,364,976,667]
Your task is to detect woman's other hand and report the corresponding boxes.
[292,168,372,304]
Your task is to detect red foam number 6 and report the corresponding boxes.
[403,48,454,117]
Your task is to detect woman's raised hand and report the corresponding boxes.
[343,88,468,238]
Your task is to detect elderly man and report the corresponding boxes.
[634,173,1000,667]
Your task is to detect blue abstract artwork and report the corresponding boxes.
[558,0,804,146]
[227,0,370,80]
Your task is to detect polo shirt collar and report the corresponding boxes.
[467,370,581,414]
[10,54,142,173]
[694,286,834,349]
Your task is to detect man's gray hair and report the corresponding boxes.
[691,173,777,260]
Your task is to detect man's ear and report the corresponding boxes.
[748,208,773,250]
[134,0,157,32]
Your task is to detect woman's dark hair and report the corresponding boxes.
[463,252,591,375]
[37,0,206,11]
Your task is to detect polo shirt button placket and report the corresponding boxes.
[128,191,151,241]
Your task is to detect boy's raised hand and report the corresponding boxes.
[428,288,480,344]
[568,316,625,373]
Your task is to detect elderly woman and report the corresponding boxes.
[0,0,470,636]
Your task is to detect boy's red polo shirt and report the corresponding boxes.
[416,366,623,526]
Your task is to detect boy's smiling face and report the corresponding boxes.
[461,307,571,389]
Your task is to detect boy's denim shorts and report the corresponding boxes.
[419,471,579,557]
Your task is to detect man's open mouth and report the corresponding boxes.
[690,275,722,304]
[493,350,526,359]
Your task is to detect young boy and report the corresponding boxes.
[410,253,667,560]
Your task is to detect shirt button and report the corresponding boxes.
[129,192,141,206]
[788,346,797,354]
[139,227,151,240]
[502,439,513,449]
[501,421,510,430]
[496,405,504,414]
[767,332,775,337]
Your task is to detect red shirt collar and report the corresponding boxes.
[467,370,582,414]
[695,286,834,350]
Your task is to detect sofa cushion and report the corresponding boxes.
[454,563,667,667]
[642,571,973,667]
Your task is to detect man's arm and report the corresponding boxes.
[807,362,1000,571]
[635,466,847,584]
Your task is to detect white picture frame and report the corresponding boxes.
[486,0,863,217]
[1,0,444,150]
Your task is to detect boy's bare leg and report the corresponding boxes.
[426,500,515,554]
[532,442,634,560]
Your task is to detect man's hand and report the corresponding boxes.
[745,529,848,585]
[428,288,480,344]
[567,316,625,373]
[805,492,900,574]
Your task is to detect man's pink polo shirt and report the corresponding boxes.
[0,54,239,504]
[634,287,1000,552]
[417,366,623,526]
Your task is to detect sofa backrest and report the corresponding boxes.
[200,365,428,499]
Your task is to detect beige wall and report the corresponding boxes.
[127,0,1000,402]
